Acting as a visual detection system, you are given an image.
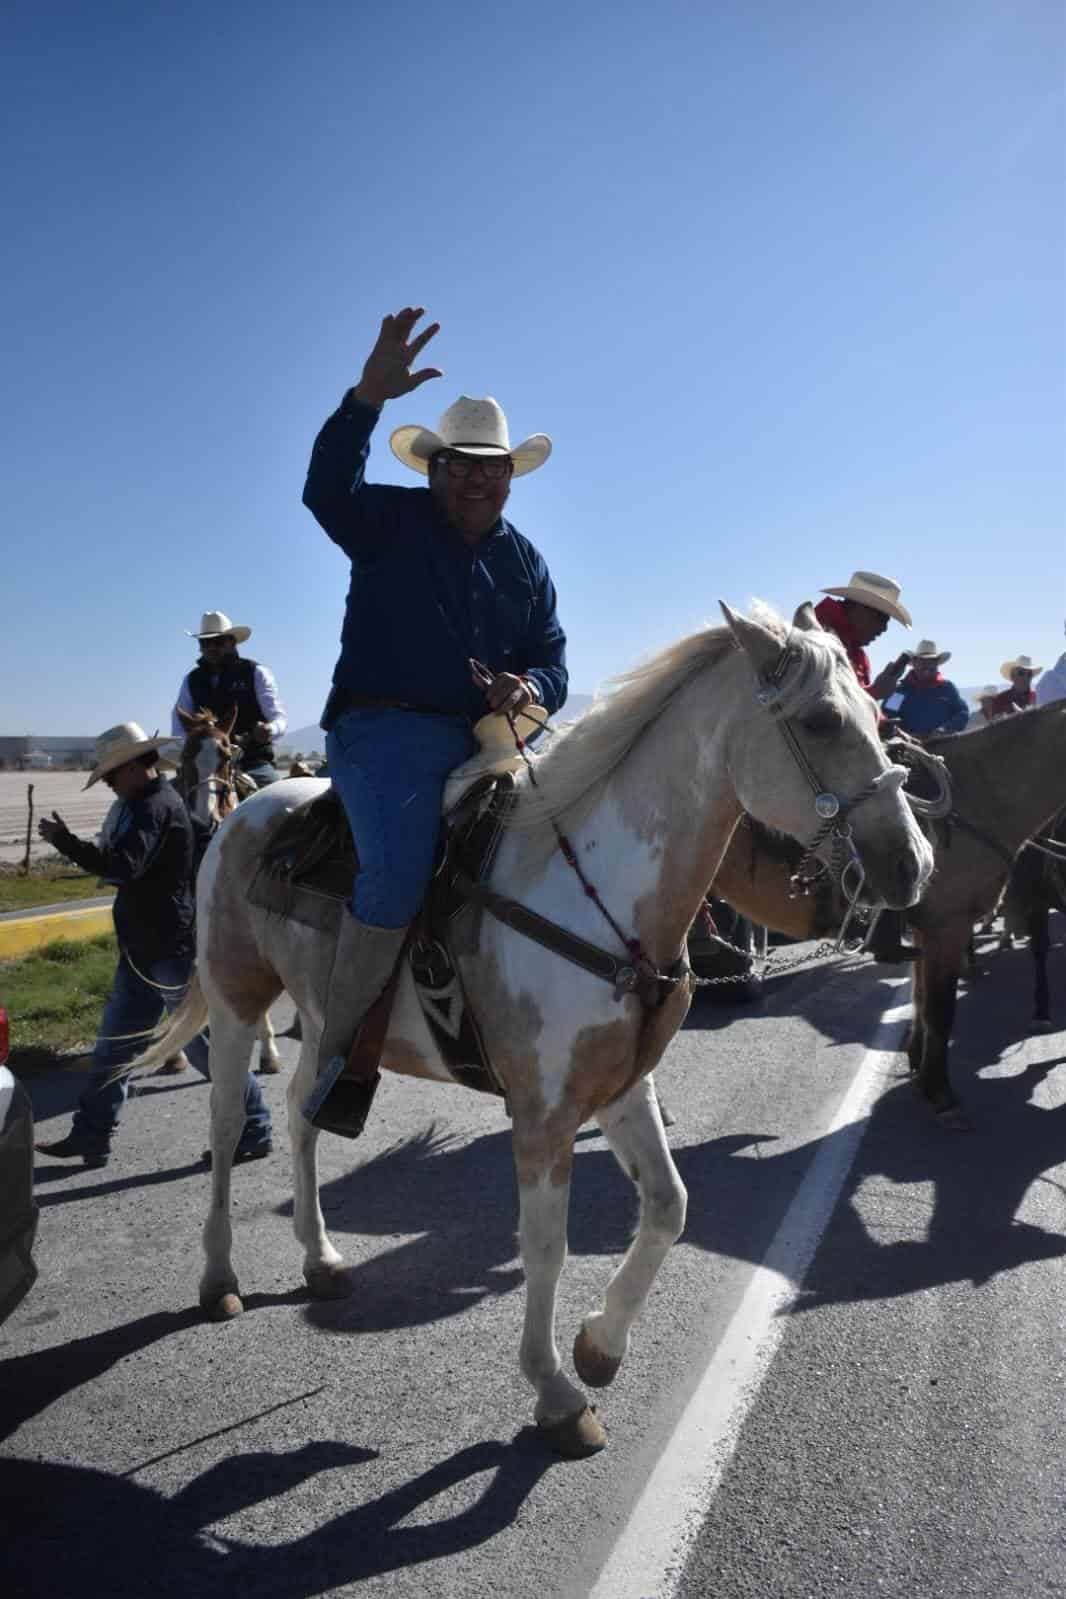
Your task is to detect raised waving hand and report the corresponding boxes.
[353,307,443,408]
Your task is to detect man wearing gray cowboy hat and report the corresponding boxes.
[300,305,567,1136]
[884,640,969,738]
[34,722,273,1170]
[172,610,288,787]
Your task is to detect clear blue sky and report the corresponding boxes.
[4,0,1063,734]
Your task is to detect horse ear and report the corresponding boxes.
[792,601,820,633]
[719,601,784,676]
[222,705,238,737]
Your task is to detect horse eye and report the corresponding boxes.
[802,708,844,736]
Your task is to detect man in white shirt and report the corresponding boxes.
[172,610,287,786]
[1036,622,1066,708]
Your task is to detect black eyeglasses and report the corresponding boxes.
[435,453,513,481]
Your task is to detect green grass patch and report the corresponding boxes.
[0,861,113,912]
[1,933,117,1059]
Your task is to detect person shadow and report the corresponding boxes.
[0,1430,557,1599]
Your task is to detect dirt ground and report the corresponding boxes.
[0,771,113,865]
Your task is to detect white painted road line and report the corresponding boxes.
[588,984,912,1599]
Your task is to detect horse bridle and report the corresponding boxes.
[181,745,238,829]
[755,641,909,915]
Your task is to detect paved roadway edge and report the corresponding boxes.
[587,979,912,1599]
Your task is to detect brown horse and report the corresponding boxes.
[711,701,1066,1120]
[1001,803,1066,1031]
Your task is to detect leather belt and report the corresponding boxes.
[340,693,457,718]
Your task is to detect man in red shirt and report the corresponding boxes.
[813,570,913,700]
[814,570,917,962]
[985,654,1042,718]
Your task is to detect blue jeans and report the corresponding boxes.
[73,953,272,1152]
[325,708,476,927]
[242,762,281,788]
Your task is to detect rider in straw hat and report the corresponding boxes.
[172,610,288,788]
[34,723,272,1170]
[300,306,567,1136]
[815,572,918,962]
[985,653,1043,719]
[814,570,914,701]
[886,640,969,738]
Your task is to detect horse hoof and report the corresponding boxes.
[258,1056,283,1075]
[305,1264,352,1300]
[156,1053,189,1075]
[202,1290,243,1320]
[537,1405,608,1459]
[573,1327,623,1388]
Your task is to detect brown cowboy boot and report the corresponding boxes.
[301,915,408,1137]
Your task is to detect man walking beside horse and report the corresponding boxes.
[300,306,568,1135]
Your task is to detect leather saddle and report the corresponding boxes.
[246,775,519,1094]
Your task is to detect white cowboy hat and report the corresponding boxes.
[999,654,1043,680]
[84,723,177,789]
[187,610,252,644]
[390,395,552,479]
[903,638,951,665]
[820,570,912,627]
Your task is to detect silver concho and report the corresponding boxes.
[814,792,840,820]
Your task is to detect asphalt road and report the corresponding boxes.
[2,920,1063,1599]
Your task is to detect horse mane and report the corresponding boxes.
[513,602,826,851]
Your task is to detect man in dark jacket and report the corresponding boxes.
[34,722,273,1170]
[300,305,568,1135]
[172,610,288,786]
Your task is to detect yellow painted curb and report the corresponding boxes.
[0,905,114,960]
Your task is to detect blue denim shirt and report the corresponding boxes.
[303,395,568,728]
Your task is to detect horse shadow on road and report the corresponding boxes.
[0,1430,558,1599]
[298,1027,1065,1341]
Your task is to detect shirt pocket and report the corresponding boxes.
[493,585,534,657]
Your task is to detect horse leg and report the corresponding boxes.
[512,1111,606,1456]
[258,1010,283,1074]
[912,930,967,1121]
[574,1076,686,1389]
[907,937,926,1078]
[1030,908,1051,1029]
[199,1006,258,1318]
[286,1014,350,1299]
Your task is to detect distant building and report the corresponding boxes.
[0,735,97,771]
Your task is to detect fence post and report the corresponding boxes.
[22,782,35,874]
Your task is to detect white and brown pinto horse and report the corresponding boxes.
[131,604,932,1454]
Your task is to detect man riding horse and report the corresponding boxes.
[814,569,918,961]
[300,306,568,1135]
[172,610,288,787]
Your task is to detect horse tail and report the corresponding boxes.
[104,970,210,1084]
